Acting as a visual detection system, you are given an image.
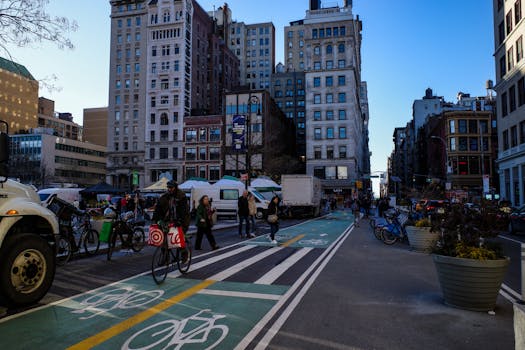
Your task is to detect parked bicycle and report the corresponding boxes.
[151,223,192,284]
[369,208,400,241]
[46,196,100,265]
[104,206,145,261]
[380,213,409,245]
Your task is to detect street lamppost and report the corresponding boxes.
[430,135,450,188]
[246,94,260,189]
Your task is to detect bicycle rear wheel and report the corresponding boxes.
[381,228,398,245]
[373,226,383,240]
[130,227,145,252]
[176,245,192,274]
[151,246,170,284]
[56,235,72,266]
[83,229,100,255]
[107,231,118,261]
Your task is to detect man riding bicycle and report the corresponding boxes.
[152,181,191,259]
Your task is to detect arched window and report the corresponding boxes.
[326,45,333,54]
[160,113,169,125]
[163,11,170,23]
[338,43,345,53]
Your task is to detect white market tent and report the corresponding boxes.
[212,176,244,190]
[179,179,212,190]
[251,178,281,192]
[142,177,170,192]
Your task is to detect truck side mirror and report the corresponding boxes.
[0,132,8,178]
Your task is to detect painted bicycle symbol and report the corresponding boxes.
[122,309,229,350]
[298,239,329,246]
[71,287,165,320]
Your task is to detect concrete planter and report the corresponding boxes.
[405,226,439,252]
[432,254,510,311]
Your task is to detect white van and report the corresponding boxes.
[38,188,84,206]
[191,186,269,219]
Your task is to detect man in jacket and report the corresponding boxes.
[238,190,250,238]
[152,180,190,234]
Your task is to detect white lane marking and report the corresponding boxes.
[500,283,522,301]
[234,224,353,350]
[167,244,257,278]
[198,289,282,301]
[254,248,313,285]
[254,225,352,350]
[209,247,283,281]
[499,289,517,304]
[498,234,525,245]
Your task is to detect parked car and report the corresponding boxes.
[508,205,525,234]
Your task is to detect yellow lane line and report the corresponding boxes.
[280,234,305,248]
[67,279,216,350]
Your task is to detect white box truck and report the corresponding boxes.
[0,122,59,306]
[281,175,322,217]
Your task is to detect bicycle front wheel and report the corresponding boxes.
[151,246,170,284]
[56,235,72,266]
[83,229,100,255]
[176,245,192,274]
[373,226,383,240]
[381,228,398,245]
[130,227,145,252]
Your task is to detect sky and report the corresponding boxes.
[4,0,496,174]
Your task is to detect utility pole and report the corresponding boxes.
[246,94,260,189]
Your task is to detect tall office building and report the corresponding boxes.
[285,0,367,195]
[0,56,38,134]
[492,0,525,206]
[229,21,275,89]
[107,0,148,189]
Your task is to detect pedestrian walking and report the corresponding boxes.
[248,193,257,237]
[351,199,360,227]
[194,195,219,251]
[267,195,280,244]
[237,190,250,238]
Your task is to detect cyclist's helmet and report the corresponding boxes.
[103,207,117,219]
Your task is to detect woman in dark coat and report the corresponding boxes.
[195,195,219,251]
[267,195,280,244]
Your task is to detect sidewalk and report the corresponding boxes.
[270,215,515,350]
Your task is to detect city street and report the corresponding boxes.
[0,211,519,349]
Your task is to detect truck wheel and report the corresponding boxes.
[256,209,264,219]
[0,233,56,306]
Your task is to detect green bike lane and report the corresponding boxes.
[0,211,355,349]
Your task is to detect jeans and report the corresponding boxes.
[238,215,250,236]
[249,215,256,232]
[270,222,279,240]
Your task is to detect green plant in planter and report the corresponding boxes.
[414,217,432,228]
[432,202,504,260]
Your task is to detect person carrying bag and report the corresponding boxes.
[195,195,219,251]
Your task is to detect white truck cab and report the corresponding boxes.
[0,122,59,307]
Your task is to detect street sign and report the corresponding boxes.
[132,171,139,186]
[232,115,246,152]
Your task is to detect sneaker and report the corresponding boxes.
[270,240,277,244]
[180,251,189,264]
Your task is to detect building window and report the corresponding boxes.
[338,43,345,53]
[507,10,514,36]
[518,77,525,106]
[517,36,523,62]
[469,137,478,151]
[326,110,334,120]
[326,45,333,54]
[520,120,525,144]
[326,93,333,103]
[458,119,467,133]
[517,0,523,23]
[500,55,506,77]
[314,111,321,121]
[314,128,322,140]
[458,137,468,151]
[161,79,169,90]
[160,113,169,125]
[186,147,196,160]
[338,59,346,68]
[209,147,220,160]
[312,29,318,38]
[199,147,206,160]
[503,130,509,150]
[314,94,321,104]
[210,128,220,142]
[339,127,347,139]
[449,120,455,134]
[338,75,346,86]
[313,77,320,87]
[326,166,336,179]
[508,47,515,71]
[327,147,334,159]
[510,85,517,112]
[149,148,155,159]
[502,91,508,117]
[511,125,518,147]
[338,110,346,120]
[150,113,155,124]
[326,76,333,87]
[339,146,347,158]
[313,167,325,179]
[338,93,346,103]
[160,95,169,105]
[327,127,334,139]
[186,129,197,142]
[450,137,456,151]
[326,60,334,69]
[314,147,321,159]
[159,148,168,159]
